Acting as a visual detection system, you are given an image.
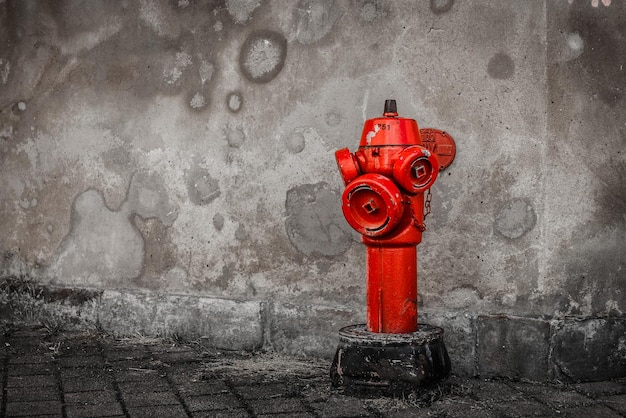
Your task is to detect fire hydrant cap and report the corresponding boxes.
[341,173,404,237]
[335,148,361,185]
[393,146,440,194]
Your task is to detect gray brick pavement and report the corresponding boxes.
[0,326,624,417]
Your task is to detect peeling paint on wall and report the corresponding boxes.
[50,189,145,286]
[186,165,221,206]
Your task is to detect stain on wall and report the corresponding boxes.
[292,0,340,45]
[546,0,625,317]
[186,165,221,206]
[566,1,625,106]
[213,213,225,231]
[224,125,246,148]
[487,52,515,80]
[126,171,178,226]
[48,170,177,287]
[226,0,261,24]
[283,129,306,154]
[285,182,355,257]
[133,215,184,292]
[226,91,243,113]
[239,30,287,84]
[50,189,145,286]
[494,199,536,240]
[430,0,454,15]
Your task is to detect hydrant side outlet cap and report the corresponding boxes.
[341,173,404,237]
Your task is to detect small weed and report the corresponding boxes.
[46,341,61,355]
[42,317,64,336]
[169,332,187,346]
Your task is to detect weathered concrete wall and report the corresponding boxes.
[0,0,624,381]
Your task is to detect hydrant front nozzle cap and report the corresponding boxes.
[384,99,398,116]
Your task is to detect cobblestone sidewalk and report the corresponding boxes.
[1,326,625,417]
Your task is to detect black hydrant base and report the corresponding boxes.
[330,324,451,397]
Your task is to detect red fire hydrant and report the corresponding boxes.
[330,100,455,395]
[335,99,456,334]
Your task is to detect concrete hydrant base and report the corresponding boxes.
[330,324,451,397]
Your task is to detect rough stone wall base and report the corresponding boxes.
[1,285,624,383]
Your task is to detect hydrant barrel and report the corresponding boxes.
[367,245,418,333]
